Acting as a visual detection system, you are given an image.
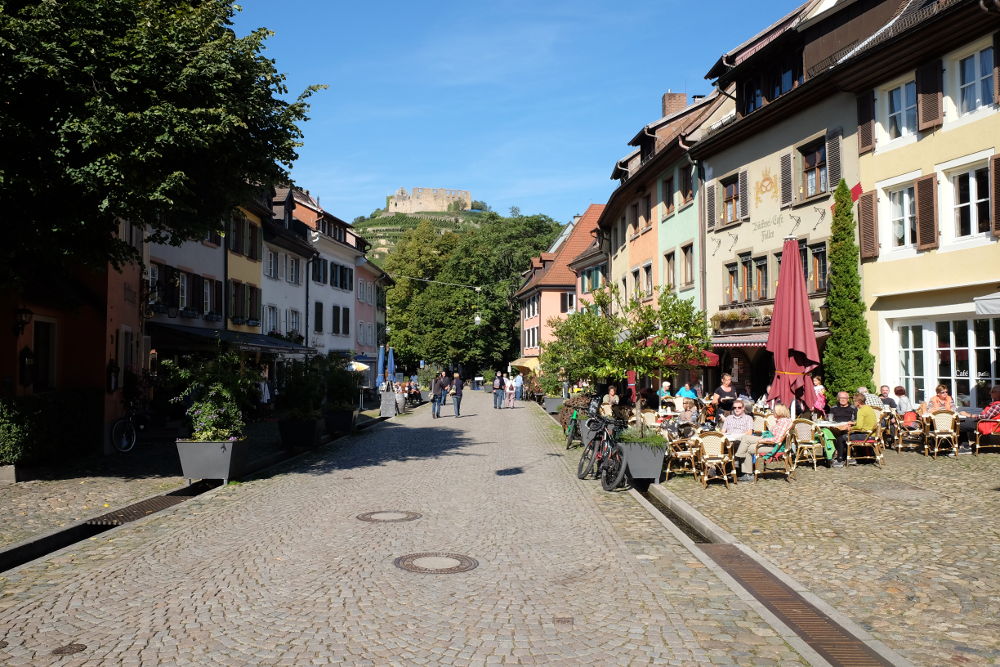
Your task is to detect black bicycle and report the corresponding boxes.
[577,416,627,489]
[109,400,149,453]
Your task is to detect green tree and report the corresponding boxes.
[0,0,320,286]
[470,200,489,212]
[822,180,875,395]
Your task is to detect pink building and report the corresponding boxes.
[512,204,604,375]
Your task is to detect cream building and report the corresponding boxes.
[858,28,1000,408]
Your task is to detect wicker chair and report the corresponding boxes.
[753,432,794,482]
[789,418,823,470]
[974,419,1000,455]
[692,431,736,488]
[924,410,959,459]
[896,410,926,452]
[846,422,884,466]
[665,436,699,481]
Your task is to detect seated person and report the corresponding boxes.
[600,386,619,418]
[656,381,672,401]
[859,386,885,409]
[827,391,857,465]
[734,404,792,481]
[835,392,878,467]
[878,385,897,410]
[676,382,697,400]
[923,383,970,416]
[893,385,914,413]
[959,384,1000,444]
[721,400,753,443]
[677,398,699,424]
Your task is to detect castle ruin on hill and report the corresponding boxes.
[385,187,471,214]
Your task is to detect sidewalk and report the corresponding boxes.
[658,447,1000,665]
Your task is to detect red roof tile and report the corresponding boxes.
[515,204,605,297]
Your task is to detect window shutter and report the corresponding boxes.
[738,170,749,219]
[916,59,943,131]
[255,226,263,260]
[342,307,350,335]
[826,128,842,189]
[991,154,1000,237]
[284,309,289,333]
[856,92,875,155]
[994,32,1000,105]
[228,280,236,317]
[705,184,716,229]
[193,276,204,312]
[915,174,939,250]
[780,153,793,207]
[314,301,323,332]
[331,305,340,334]
[213,280,222,316]
[857,191,879,260]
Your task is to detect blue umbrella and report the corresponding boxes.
[375,346,386,388]
[387,347,396,383]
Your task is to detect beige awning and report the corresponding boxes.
[511,356,540,372]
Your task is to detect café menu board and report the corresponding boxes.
[380,391,397,418]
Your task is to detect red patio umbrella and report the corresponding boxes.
[767,237,819,413]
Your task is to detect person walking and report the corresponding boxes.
[451,372,464,418]
[493,370,505,409]
[504,373,516,408]
[514,372,524,401]
[431,371,448,419]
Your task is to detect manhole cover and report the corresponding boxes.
[394,552,479,574]
[52,643,86,656]
[356,511,422,523]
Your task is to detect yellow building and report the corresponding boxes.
[858,26,1000,408]
[227,202,267,334]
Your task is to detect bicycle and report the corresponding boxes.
[565,408,581,449]
[577,416,627,489]
[109,400,148,453]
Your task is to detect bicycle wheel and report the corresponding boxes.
[565,417,579,449]
[110,417,137,453]
[576,438,597,479]
[601,443,627,491]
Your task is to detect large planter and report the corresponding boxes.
[543,396,565,414]
[0,464,25,483]
[620,441,669,480]
[175,439,248,485]
[324,408,359,435]
[278,417,322,450]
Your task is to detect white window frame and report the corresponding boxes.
[883,78,917,143]
[957,47,994,116]
[178,273,188,309]
[265,305,278,333]
[288,258,300,285]
[935,148,995,250]
[203,279,212,314]
[888,185,917,250]
[266,249,277,278]
[289,309,301,334]
[943,36,997,129]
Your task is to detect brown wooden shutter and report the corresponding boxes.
[706,184,716,228]
[991,154,1000,237]
[738,170,749,218]
[994,32,1000,105]
[916,60,943,131]
[915,174,939,250]
[857,92,875,154]
[213,280,222,316]
[228,280,236,318]
[826,128,842,190]
[780,153,793,207]
[857,191,879,260]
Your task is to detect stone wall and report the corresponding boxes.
[386,187,471,214]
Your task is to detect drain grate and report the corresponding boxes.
[699,544,891,666]
[356,511,421,523]
[393,552,478,574]
[553,617,574,625]
[52,643,86,655]
[84,496,188,527]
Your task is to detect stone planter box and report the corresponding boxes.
[543,396,565,414]
[620,441,668,480]
[324,408,359,435]
[278,417,321,449]
[0,464,25,483]
[175,439,249,485]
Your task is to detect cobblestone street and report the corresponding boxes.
[0,391,807,665]
[661,445,1000,665]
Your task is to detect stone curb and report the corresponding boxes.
[647,482,915,667]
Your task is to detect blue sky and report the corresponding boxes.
[232,1,803,224]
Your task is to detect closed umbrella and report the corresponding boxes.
[375,346,386,388]
[767,237,819,413]
[387,348,396,383]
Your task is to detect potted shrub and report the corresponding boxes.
[0,396,43,482]
[616,426,668,486]
[275,357,324,449]
[481,369,496,393]
[164,348,255,485]
[323,356,360,435]
[538,372,565,413]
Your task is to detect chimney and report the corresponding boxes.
[662,92,687,117]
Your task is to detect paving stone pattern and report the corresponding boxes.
[0,392,805,665]
[662,448,1000,666]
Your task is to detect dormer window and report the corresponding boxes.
[742,79,763,115]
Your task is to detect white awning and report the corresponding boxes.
[974,292,1000,315]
